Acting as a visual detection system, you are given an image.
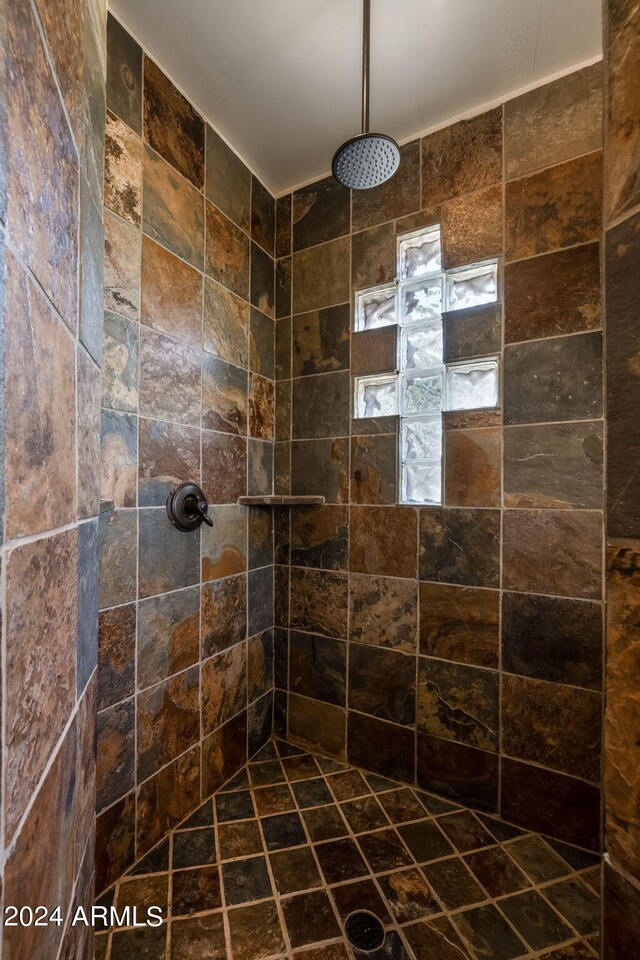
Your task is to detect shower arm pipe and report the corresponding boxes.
[361,0,370,134]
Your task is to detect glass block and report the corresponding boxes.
[402,462,442,504]
[401,277,443,325]
[355,284,397,331]
[355,375,398,418]
[402,325,443,370]
[446,261,498,312]
[403,373,443,415]
[402,418,442,460]
[446,359,499,411]
[398,227,442,279]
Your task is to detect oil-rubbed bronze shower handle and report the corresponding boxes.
[166,481,213,532]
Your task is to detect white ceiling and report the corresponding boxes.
[110,0,603,196]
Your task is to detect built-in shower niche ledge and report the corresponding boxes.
[238,495,326,506]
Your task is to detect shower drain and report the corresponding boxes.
[344,911,385,952]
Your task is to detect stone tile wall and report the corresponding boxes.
[273,62,605,854]
[96,14,275,891]
[1,0,106,956]
[602,0,640,953]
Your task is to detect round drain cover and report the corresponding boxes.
[344,911,385,952]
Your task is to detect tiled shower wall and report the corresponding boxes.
[273,62,605,854]
[602,0,640,953]
[96,14,276,892]
[1,0,106,956]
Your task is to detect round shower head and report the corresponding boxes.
[332,132,400,190]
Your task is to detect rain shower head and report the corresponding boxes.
[332,0,400,190]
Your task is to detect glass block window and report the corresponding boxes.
[353,226,500,505]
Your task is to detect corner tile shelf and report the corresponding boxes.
[238,496,326,506]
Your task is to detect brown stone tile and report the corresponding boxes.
[3,726,76,960]
[442,185,503,269]
[105,109,142,223]
[203,277,249,370]
[417,734,499,811]
[5,529,77,838]
[251,175,275,254]
[227,900,285,960]
[422,108,503,207]
[143,145,204,270]
[254,782,296,816]
[606,1,640,219]
[5,257,77,537]
[250,240,274,317]
[218,819,264,860]
[504,332,603,425]
[171,912,226,960]
[99,603,136,709]
[348,712,415,784]
[289,694,347,760]
[249,374,275,440]
[504,243,601,343]
[202,430,247,504]
[137,588,200,689]
[350,505,417,579]
[104,207,140,319]
[417,659,498,752]
[95,793,136,893]
[144,55,203,187]
[201,706,248,795]
[501,757,600,851]
[110,926,167,960]
[358,828,414,873]
[422,857,485,912]
[96,698,135,810]
[275,381,290,443]
[100,410,137,507]
[292,370,350,440]
[507,836,572,886]
[247,438,273,497]
[465,846,531,898]
[270,846,321,894]
[201,573,247,657]
[117,873,169,914]
[443,303,502,363]
[291,438,350,503]
[606,541,640,876]
[102,311,139,415]
[249,507,274,570]
[276,193,292,258]
[293,176,350,250]
[453,904,528,960]
[284,888,342,947]
[349,644,415,725]
[505,63,602,179]
[419,583,499,669]
[205,127,251,231]
[289,567,348,639]
[404,915,473,960]
[340,794,389,832]
[603,861,640,960]
[444,409,502,430]
[445,428,501,508]
[139,327,201,425]
[222,855,272,905]
[77,347,102,520]
[543,877,600,936]
[353,139,421,230]
[138,508,200,599]
[606,211,640,536]
[202,644,247,733]
[204,200,251,299]
[504,422,603,509]
[250,307,275,377]
[292,303,350,377]
[377,789,425,825]
[202,354,248,435]
[290,504,348,571]
[138,418,200,508]
[505,152,602,261]
[349,573,417,653]
[351,326,397,376]
[502,509,602,599]
[6,0,79,329]
[378,867,441,922]
[350,435,398,505]
[137,666,200,781]
[352,221,396,289]
[290,237,351,314]
[303,804,348,842]
[106,14,142,133]
[141,235,202,347]
[248,630,274,702]
[99,508,137,608]
[315,837,369,883]
[419,507,500,588]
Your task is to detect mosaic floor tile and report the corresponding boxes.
[100,740,599,960]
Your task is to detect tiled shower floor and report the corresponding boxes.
[96,741,600,960]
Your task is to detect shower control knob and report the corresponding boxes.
[166,482,213,532]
